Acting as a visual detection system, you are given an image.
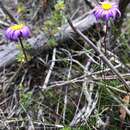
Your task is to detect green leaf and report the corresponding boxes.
[48,38,57,47]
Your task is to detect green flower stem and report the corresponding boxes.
[104,22,108,56]
[19,38,28,62]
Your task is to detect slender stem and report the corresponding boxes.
[19,38,28,62]
[103,22,108,56]
[103,22,108,81]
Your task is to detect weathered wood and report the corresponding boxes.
[0,13,97,69]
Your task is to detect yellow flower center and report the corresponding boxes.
[101,3,112,10]
[10,24,24,30]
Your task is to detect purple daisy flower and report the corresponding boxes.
[93,0,121,21]
[5,24,31,41]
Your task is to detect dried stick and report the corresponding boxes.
[61,49,72,123]
[42,48,56,89]
[0,1,18,24]
[67,18,130,92]
[70,58,98,126]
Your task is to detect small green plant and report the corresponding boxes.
[20,91,32,109]
[18,83,32,109]
[16,52,26,63]
[48,37,57,47]
[44,0,65,46]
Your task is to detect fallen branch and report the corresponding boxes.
[0,13,97,69]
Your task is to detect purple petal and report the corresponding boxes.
[8,30,14,40]
[5,28,12,39]
[107,10,113,17]
[115,8,121,17]
[21,26,31,38]
[94,9,103,20]
[112,3,118,8]
[12,30,21,41]
[10,30,16,41]
[102,11,107,17]
[110,9,117,19]
[95,13,101,20]
[105,13,111,21]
